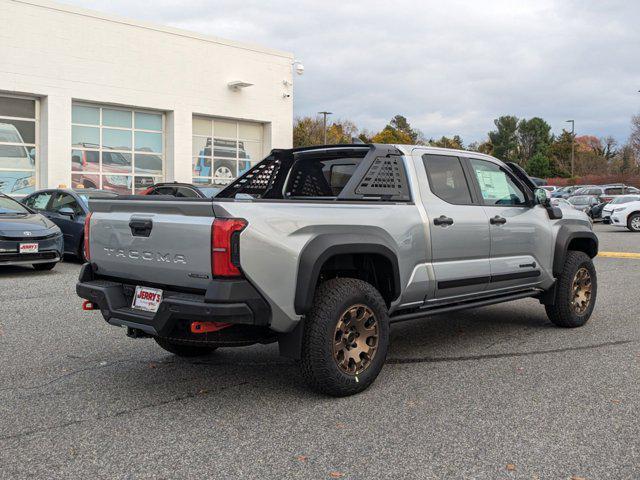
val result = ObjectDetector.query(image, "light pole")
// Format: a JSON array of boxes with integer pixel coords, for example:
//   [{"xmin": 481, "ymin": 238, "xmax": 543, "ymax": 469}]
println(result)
[
  {"xmin": 566, "ymin": 119, "xmax": 575, "ymax": 177},
  {"xmin": 318, "ymin": 111, "xmax": 332, "ymax": 145}
]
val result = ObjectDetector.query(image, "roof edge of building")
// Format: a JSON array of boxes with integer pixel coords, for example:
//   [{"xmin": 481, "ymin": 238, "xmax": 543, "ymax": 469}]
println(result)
[{"xmin": 12, "ymin": 0, "xmax": 295, "ymax": 60}]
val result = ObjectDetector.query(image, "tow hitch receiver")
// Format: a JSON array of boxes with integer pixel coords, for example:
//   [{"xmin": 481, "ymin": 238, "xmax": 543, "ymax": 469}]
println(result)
[
  {"xmin": 190, "ymin": 321, "xmax": 232, "ymax": 334},
  {"xmin": 82, "ymin": 300, "xmax": 97, "ymax": 311}
]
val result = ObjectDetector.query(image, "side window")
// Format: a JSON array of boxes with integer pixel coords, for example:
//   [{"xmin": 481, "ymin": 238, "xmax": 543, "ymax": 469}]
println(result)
[
  {"xmin": 285, "ymin": 156, "xmax": 364, "ymax": 198},
  {"xmin": 469, "ymin": 159, "xmax": 527, "ymax": 206},
  {"xmin": 605, "ymin": 187, "xmax": 622, "ymax": 195},
  {"xmin": 152, "ymin": 186, "xmax": 175, "ymax": 196},
  {"xmin": 24, "ymin": 192, "xmax": 52, "ymax": 210},
  {"xmin": 175, "ymin": 187, "xmax": 199, "ymax": 198},
  {"xmin": 422, "ymin": 154, "xmax": 473, "ymax": 205},
  {"xmin": 50, "ymin": 193, "xmax": 82, "ymax": 215}
]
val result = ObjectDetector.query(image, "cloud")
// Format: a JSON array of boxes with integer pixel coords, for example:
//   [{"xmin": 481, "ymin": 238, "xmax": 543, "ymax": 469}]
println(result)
[{"xmin": 64, "ymin": 0, "xmax": 640, "ymax": 144}]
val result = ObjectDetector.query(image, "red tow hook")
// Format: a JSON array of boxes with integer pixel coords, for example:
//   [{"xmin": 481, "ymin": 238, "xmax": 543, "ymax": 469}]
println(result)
[
  {"xmin": 190, "ymin": 321, "xmax": 232, "ymax": 334},
  {"xmin": 82, "ymin": 300, "xmax": 97, "ymax": 311}
]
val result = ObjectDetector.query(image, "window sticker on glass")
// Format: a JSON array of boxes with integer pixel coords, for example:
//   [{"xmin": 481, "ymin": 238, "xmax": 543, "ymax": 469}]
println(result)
[{"xmin": 475, "ymin": 170, "xmax": 511, "ymax": 201}]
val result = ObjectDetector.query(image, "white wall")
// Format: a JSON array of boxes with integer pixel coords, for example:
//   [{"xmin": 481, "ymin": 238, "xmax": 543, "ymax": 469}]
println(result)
[{"xmin": 0, "ymin": 0, "xmax": 294, "ymax": 188}]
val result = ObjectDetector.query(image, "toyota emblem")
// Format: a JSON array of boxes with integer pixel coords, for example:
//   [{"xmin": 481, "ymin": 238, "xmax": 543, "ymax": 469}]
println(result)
[{"xmin": 23, "ymin": 231, "xmax": 32, "ymax": 236}]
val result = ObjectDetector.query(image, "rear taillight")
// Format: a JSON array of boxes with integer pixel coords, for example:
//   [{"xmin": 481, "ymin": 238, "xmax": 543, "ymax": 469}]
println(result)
[
  {"xmin": 211, "ymin": 218, "xmax": 247, "ymax": 277},
  {"xmin": 83, "ymin": 212, "xmax": 92, "ymax": 261}
]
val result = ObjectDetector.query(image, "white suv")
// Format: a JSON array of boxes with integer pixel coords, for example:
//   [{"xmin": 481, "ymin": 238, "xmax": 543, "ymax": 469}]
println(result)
[{"xmin": 609, "ymin": 198, "xmax": 640, "ymax": 232}]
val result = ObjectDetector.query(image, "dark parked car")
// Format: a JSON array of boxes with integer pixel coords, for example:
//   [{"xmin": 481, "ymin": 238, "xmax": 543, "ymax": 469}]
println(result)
[
  {"xmin": 0, "ymin": 194, "xmax": 63, "ymax": 270},
  {"xmin": 141, "ymin": 182, "xmax": 221, "ymax": 198},
  {"xmin": 567, "ymin": 195, "xmax": 603, "ymax": 220},
  {"xmin": 22, "ymin": 188, "xmax": 118, "ymax": 259}
]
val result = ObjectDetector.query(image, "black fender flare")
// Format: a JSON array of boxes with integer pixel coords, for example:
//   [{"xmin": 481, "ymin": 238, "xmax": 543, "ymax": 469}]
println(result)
[
  {"xmin": 294, "ymin": 233, "xmax": 401, "ymax": 315},
  {"xmin": 552, "ymin": 224, "xmax": 598, "ymax": 277}
]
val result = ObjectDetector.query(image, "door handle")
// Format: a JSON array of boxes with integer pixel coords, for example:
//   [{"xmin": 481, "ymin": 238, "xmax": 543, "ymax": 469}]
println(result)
[
  {"xmin": 433, "ymin": 215, "xmax": 454, "ymax": 226},
  {"xmin": 490, "ymin": 215, "xmax": 507, "ymax": 225},
  {"xmin": 129, "ymin": 218, "xmax": 153, "ymax": 237}
]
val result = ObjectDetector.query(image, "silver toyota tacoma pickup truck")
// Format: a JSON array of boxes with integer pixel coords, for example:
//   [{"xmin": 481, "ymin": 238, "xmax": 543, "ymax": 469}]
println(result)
[{"xmin": 77, "ymin": 144, "xmax": 598, "ymax": 396}]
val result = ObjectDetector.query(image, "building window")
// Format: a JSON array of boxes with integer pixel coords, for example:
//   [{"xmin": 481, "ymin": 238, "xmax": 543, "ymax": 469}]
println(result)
[
  {"xmin": 71, "ymin": 103, "xmax": 164, "ymax": 194},
  {"xmin": 0, "ymin": 95, "xmax": 37, "ymax": 195},
  {"xmin": 192, "ymin": 116, "xmax": 264, "ymax": 186}
]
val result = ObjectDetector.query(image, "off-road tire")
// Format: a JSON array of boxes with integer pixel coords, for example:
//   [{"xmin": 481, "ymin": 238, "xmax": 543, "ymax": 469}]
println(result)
[
  {"xmin": 545, "ymin": 251, "xmax": 597, "ymax": 328},
  {"xmin": 627, "ymin": 213, "xmax": 640, "ymax": 232},
  {"xmin": 154, "ymin": 337, "xmax": 217, "ymax": 357},
  {"xmin": 33, "ymin": 262, "xmax": 57, "ymax": 271},
  {"xmin": 299, "ymin": 278, "xmax": 390, "ymax": 397}
]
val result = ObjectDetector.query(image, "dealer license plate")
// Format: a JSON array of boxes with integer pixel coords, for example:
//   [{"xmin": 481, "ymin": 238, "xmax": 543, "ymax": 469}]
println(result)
[
  {"xmin": 19, "ymin": 243, "xmax": 38, "ymax": 254},
  {"xmin": 132, "ymin": 286, "xmax": 163, "ymax": 313}
]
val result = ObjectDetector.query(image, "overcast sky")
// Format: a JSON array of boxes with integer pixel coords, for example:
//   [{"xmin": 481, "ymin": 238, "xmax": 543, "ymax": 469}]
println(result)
[{"xmin": 66, "ymin": 0, "xmax": 640, "ymax": 145}]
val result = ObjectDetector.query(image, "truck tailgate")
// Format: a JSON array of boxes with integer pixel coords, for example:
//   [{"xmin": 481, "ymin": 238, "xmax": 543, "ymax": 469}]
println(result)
[{"xmin": 88, "ymin": 198, "xmax": 216, "ymax": 290}]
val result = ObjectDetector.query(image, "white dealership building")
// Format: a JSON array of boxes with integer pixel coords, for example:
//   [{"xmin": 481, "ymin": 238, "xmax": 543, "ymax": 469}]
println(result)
[{"xmin": 0, "ymin": 0, "xmax": 295, "ymax": 195}]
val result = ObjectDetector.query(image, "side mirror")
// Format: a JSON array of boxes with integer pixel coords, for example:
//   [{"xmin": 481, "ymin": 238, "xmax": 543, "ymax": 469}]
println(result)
[
  {"xmin": 58, "ymin": 207, "xmax": 75, "ymax": 217},
  {"xmin": 534, "ymin": 188, "xmax": 549, "ymax": 206}
]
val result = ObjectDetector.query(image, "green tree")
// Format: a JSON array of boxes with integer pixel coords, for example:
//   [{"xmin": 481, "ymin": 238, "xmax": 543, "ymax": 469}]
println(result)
[
  {"xmin": 548, "ymin": 130, "xmax": 573, "ymax": 176},
  {"xmin": 526, "ymin": 153, "xmax": 552, "ymax": 178},
  {"xmin": 488, "ymin": 116, "xmax": 519, "ymax": 163},
  {"xmin": 517, "ymin": 117, "xmax": 552, "ymax": 163}
]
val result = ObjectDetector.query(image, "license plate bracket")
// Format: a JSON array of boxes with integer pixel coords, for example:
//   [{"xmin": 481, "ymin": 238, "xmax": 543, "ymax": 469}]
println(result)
[
  {"xmin": 131, "ymin": 286, "xmax": 163, "ymax": 313},
  {"xmin": 19, "ymin": 243, "xmax": 38, "ymax": 254}
]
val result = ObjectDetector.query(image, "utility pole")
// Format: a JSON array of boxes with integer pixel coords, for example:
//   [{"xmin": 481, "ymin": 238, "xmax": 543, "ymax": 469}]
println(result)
[
  {"xmin": 566, "ymin": 119, "xmax": 575, "ymax": 177},
  {"xmin": 318, "ymin": 111, "xmax": 332, "ymax": 145}
]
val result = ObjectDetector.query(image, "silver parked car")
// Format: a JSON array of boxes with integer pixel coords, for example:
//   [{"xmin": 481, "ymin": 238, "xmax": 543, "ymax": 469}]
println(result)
[{"xmin": 77, "ymin": 144, "xmax": 598, "ymax": 396}]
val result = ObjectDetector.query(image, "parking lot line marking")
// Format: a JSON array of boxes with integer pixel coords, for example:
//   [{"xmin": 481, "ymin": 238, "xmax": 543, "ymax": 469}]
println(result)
[{"xmin": 598, "ymin": 251, "xmax": 640, "ymax": 259}]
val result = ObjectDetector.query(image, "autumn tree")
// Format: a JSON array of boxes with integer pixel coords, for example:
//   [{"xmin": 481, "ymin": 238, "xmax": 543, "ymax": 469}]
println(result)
[
  {"xmin": 371, "ymin": 126, "xmax": 413, "ymax": 144},
  {"xmin": 293, "ymin": 117, "xmax": 359, "ymax": 147},
  {"xmin": 468, "ymin": 140, "xmax": 493, "ymax": 155},
  {"xmin": 293, "ymin": 116, "xmax": 324, "ymax": 147},
  {"xmin": 326, "ymin": 120, "xmax": 359, "ymax": 144},
  {"xmin": 429, "ymin": 135, "xmax": 464, "ymax": 149},
  {"xmin": 389, "ymin": 115, "xmax": 422, "ymax": 143}
]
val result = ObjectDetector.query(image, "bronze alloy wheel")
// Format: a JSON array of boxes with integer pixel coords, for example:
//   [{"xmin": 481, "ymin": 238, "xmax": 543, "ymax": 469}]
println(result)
[
  {"xmin": 571, "ymin": 267, "xmax": 592, "ymax": 315},
  {"xmin": 333, "ymin": 304, "xmax": 379, "ymax": 375}
]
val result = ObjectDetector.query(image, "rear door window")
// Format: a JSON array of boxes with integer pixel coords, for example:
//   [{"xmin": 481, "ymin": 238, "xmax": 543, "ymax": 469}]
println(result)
[{"xmin": 422, "ymin": 154, "xmax": 473, "ymax": 205}]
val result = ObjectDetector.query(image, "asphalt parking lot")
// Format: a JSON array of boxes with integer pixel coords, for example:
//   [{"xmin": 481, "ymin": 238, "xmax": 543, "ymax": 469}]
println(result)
[{"xmin": 0, "ymin": 223, "xmax": 638, "ymax": 479}]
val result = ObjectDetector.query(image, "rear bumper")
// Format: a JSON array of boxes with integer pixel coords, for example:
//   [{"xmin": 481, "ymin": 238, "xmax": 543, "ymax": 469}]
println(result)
[{"xmin": 76, "ymin": 263, "xmax": 271, "ymax": 336}]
